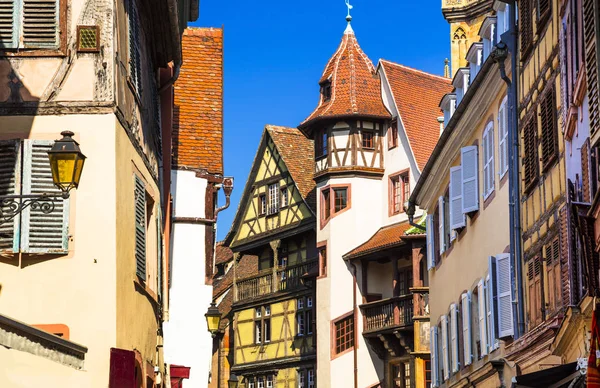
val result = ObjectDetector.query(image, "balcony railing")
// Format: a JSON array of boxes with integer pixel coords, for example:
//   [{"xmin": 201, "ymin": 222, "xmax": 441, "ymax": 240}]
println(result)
[
  {"xmin": 360, "ymin": 295, "xmax": 413, "ymax": 333},
  {"xmin": 234, "ymin": 259, "xmax": 317, "ymax": 303}
]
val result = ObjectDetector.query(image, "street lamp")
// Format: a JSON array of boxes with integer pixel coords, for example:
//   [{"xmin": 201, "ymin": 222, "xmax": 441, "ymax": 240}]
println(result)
[
  {"xmin": 205, "ymin": 302, "xmax": 222, "ymax": 337},
  {"xmin": 227, "ymin": 373, "xmax": 239, "ymax": 388},
  {"xmin": 0, "ymin": 131, "xmax": 86, "ymax": 225}
]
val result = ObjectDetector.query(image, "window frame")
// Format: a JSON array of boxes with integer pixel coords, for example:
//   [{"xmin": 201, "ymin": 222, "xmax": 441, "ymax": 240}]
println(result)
[
  {"xmin": 331, "ymin": 311, "xmax": 356, "ymax": 359},
  {"xmin": 361, "ymin": 130, "xmax": 375, "ymax": 150},
  {"xmin": 318, "ymin": 241, "xmax": 327, "ymax": 278},
  {"xmin": 389, "ymin": 170, "xmax": 410, "ymax": 216},
  {"xmin": 388, "ymin": 119, "xmax": 399, "ymax": 149},
  {"xmin": 296, "ymin": 295, "xmax": 314, "ymax": 337},
  {"xmin": 0, "ymin": 0, "xmax": 68, "ymax": 57},
  {"xmin": 315, "ymin": 129, "xmax": 328, "ymax": 159},
  {"xmin": 280, "ymin": 186, "xmax": 289, "ymax": 208},
  {"xmin": 254, "ymin": 305, "xmax": 272, "ymax": 345},
  {"xmin": 258, "ymin": 193, "xmax": 267, "ymax": 216},
  {"xmin": 266, "ymin": 183, "xmax": 280, "ymax": 216},
  {"xmin": 320, "ymin": 184, "xmax": 351, "ymax": 227}
]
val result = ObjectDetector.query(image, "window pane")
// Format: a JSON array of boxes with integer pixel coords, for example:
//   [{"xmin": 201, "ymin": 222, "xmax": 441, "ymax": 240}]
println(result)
[
  {"xmin": 334, "ymin": 188, "xmax": 347, "ymax": 212},
  {"xmin": 281, "ymin": 188, "xmax": 288, "ymax": 207},
  {"xmin": 362, "ymin": 132, "xmax": 374, "ymax": 149},
  {"xmin": 267, "ymin": 184, "xmax": 280, "ymax": 215},
  {"xmin": 335, "ymin": 315, "xmax": 355, "ymax": 354},
  {"xmin": 264, "ymin": 318, "xmax": 271, "ymax": 342},
  {"xmin": 402, "ymin": 175, "xmax": 410, "ymax": 206},
  {"xmin": 323, "ymin": 189, "xmax": 331, "ymax": 219}
]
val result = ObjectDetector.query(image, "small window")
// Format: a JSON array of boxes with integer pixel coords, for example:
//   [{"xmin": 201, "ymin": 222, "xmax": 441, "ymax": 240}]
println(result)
[
  {"xmin": 388, "ymin": 119, "xmax": 398, "ymax": 149},
  {"xmin": 298, "ymin": 371, "xmax": 305, "ymax": 388},
  {"xmin": 321, "ymin": 186, "xmax": 350, "ymax": 224},
  {"xmin": 333, "ymin": 313, "xmax": 355, "ymax": 356},
  {"xmin": 254, "ymin": 305, "xmax": 271, "ymax": 344},
  {"xmin": 362, "ymin": 131, "xmax": 374, "ymax": 149},
  {"xmin": 322, "ymin": 82, "xmax": 332, "ymax": 102},
  {"xmin": 316, "ymin": 129, "xmax": 328, "ymax": 158},
  {"xmin": 307, "ymin": 296, "xmax": 313, "ymax": 308},
  {"xmin": 297, "ymin": 311, "xmax": 305, "ymax": 336},
  {"xmin": 258, "ymin": 378, "xmax": 265, "ymax": 388},
  {"xmin": 318, "ymin": 245, "xmax": 327, "ymax": 277},
  {"xmin": 298, "ymin": 298, "xmax": 304, "ymax": 310},
  {"xmin": 281, "ymin": 187, "xmax": 289, "ymax": 208},
  {"xmin": 308, "ymin": 369, "xmax": 315, "ymax": 388},
  {"xmin": 389, "ymin": 171, "xmax": 409, "ymax": 215},
  {"xmin": 259, "ymin": 194, "xmax": 266, "ymax": 215},
  {"xmin": 267, "ymin": 183, "xmax": 280, "ymax": 215},
  {"xmin": 266, "ymin": 375, "xmax": 274, "ymax": 388}
]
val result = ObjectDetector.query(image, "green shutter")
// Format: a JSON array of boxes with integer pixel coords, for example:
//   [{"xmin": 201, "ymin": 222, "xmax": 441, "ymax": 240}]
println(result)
[
  {"xmin": 22, "ymin": 0, "xmax": 59, "ymax": 48},
  {"xmin": 128, "ymin": 0, "xmax": 142, "ymax": 96},
  {"xmin": 0, "ymin": 140, "xmax": 21, "ymax": 253},
  {"xmin": 20, "ymin": 140, "xmax": 69, "ymax": 254},
  {"xmin": 134, "ymin": 175, "xmax": 146, "ymax": 280},
  {"xmin": 0, "ymin": 0, "xmax": 19, "ymax": 48}
]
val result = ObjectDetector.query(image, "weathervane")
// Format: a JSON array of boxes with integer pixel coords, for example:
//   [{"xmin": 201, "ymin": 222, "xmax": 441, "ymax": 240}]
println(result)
[{"xmin": 345, "ymin": 0, "xmax": 353, "ymax": 21}]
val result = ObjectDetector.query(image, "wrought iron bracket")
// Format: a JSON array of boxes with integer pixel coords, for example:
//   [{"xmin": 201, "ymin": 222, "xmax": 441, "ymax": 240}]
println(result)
[{"xmin": 0, "ymin": 192, "xmax": 69, "ymax": 226}]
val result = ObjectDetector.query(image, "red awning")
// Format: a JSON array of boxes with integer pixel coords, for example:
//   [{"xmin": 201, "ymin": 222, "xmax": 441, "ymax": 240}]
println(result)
[{"xmin": 170, "ymin": 365, "xmax": 191, "ymax": 388}]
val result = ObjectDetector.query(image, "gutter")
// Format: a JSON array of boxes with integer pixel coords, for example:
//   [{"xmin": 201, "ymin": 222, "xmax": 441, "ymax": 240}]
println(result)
[{"xmin": 159, "ymin": 0, "xmax": 184, "ymax": 94}]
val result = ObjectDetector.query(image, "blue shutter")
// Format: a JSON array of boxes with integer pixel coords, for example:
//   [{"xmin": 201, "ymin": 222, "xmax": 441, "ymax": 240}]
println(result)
[
  {"xmin": 461, "ymin": 146, "xmax": 479, "ymax": 213},
  {"xmin": 495, "ymin": 253, "xmax": 514, "ymax": 338},
  {"xmin": 0, "ymin": 140, "xmax": 21, "ymax": 253},
  {"xmin": 449, "ymin": 166, "xmax": 465, "ymax": 229},
  {"xmin": 21, "ymin": 140, "xmax": 69, "ymax": 254},
  {"xmin": 487, "ymin": 257, "xmax": 498, "ymax": 350},
  {"xmin": 426, "ymin": 214, "xmax": 435, "ymax": 270},
  {"xmin": 441, "ymin": 315, "xmax": 450, "ymax": 381},
  {"xmin": 134, "ymin": 175, "xmax": 147, "ymax": 280},
  {"xmin": 22, "ymin": 0, "xmax": 60, "ymax": 48},
  {"xmin": 431, "ymin": 326, "xmax": 440, "ymax": 387},
  {"xmin": 438, "ymin": 196, "xmax": 448, "ymax": 254},
  {"xmin": 462, "ymin": 292, "xmax": 473, "ymax": 366},
  {"xmin": 477, "ymin": 279, "xmax": 488, "ymax": 356},
  {"xmin": 450, "ymin": 303, "xmax": 459, "ymax": 373}
]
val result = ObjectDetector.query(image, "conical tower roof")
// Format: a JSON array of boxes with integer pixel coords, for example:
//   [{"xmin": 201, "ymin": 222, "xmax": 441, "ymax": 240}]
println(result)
[{"xmin": 299, "ymin": 21, "xmax": 391, "ymax": 130}]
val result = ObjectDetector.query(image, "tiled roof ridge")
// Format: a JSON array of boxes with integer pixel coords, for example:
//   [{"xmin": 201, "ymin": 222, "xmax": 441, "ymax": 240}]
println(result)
[{"xmin": 380, "ymin": 59, "xmax": 451, "ymax": 83}]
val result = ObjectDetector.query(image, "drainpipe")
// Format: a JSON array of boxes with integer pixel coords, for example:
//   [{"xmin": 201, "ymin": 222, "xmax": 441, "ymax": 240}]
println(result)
[
  {"xmin": 350, "ymin": 262, "xmax": 359, "ymax": 388},
  {"xmin": 493, "ymin": 0, "xmax": 525, "ymax": 339},
  {"xmin": 406, "ymin": 204, "xmax": 426, "ymax": 231}
]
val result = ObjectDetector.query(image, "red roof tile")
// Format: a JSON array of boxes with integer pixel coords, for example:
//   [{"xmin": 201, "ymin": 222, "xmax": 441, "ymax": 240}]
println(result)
[
  {"xmin": 173, "ymin": 27, "xmax": 224, "ymax": 174},
  {"xmin": 215, "ymin": 242, "xmax": 233, "ymax": 265},
  {"xmin": 343, "ymin": 220, "xmax": 413, "ymax": 259},
  {"xmin": 380, "ymin": 60, "xmax": 453, "ymax": 171},
  {"xmin": 300, "ymin": 25, "xmax": 390, "ymax": 129},
  {"xmin": 266, "ymin": 125, "xmax": 316, "ymax": 211}
]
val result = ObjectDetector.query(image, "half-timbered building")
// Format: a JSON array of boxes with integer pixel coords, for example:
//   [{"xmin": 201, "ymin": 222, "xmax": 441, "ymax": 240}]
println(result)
[
  {"xmin": 223, "ymin": 125, "xmax": 317, "ymax": 388},
  {"xmin": 298, "ymin": 13, "xmax": 452, "ymax": 388}
]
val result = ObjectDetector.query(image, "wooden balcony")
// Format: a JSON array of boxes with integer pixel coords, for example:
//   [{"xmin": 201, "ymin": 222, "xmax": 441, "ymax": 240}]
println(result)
[
  {"xmin": 360, "ymin": 295, "xmax": 414, "ymax": 335},
  {"xmin": 234, "ymin": 259, "xmax": 317, "ymax": 303}
]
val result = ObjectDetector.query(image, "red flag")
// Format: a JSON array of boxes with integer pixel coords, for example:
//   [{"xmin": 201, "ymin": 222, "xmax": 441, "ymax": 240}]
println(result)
[{"xmin": 588, "ymin": 307, "xmax": 600, "ymax": 387}]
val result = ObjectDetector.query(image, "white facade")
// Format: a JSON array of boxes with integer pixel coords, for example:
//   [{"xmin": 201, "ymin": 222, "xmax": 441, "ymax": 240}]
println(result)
[{"xmin": 164, "ymin": 169, "xmax": 214, "ymax": 387}]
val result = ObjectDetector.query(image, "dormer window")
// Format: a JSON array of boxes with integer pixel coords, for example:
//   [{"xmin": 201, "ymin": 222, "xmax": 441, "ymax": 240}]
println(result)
[
  {"xmin": 495, "ymin": 2, "xmax": 510, "ymax": 37},
  {"xmin": 466, "ymin": 43, "xmax": 483, "ymax": 80},
  {"xmin": 452, "ymin": 68, "xmax": 470, "ymax": 106},
  {"xmin": 479, "ymin": 16, "xmax": 497, "ymax": 60},
  {"xmin": 440, "ymin": 93, "xmax": 457, "ymax": 127},
  {"xmin": 321, "ymin": 81, "xmax": 332, "ymax": 102}
]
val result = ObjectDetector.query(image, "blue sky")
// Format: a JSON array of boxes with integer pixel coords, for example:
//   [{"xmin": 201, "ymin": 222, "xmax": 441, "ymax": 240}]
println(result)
[{"xmin": 190, "ymin": 1, "xmax": 450, "ymax": 240}]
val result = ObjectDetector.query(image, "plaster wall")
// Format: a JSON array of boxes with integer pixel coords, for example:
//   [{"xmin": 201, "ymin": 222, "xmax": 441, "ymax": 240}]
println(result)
[
  {"xmin": 164, "ymin": 169, "xmax": 213, "ymax": 387},
  {"xmin": 427, "ymin": 93, "xmax": 510, "ymax": 329},
  {"xmin": 317, "ymin": 172, "xmax": 384, "ymax": 388},
  {"xmin": 0, "ymin": 113, "xmax": 118, "ymax": 387}
]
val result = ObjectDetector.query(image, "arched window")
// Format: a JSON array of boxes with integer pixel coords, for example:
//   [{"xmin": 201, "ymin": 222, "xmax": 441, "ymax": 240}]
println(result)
[{"xmin": 453, "ymin": 27, "xmax": 469, "ymax": 66}]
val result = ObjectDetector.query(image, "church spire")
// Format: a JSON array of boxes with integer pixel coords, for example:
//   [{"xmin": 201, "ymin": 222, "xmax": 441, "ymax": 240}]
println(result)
[{"xmin": 344, "ymin": 0, "xmax": 354, "ymax": 34}]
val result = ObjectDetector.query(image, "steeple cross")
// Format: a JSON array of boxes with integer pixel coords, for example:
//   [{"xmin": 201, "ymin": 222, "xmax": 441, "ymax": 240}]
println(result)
[{"xmin": 345, "ymin": 0, "xmax": 353, "ymax": 20}]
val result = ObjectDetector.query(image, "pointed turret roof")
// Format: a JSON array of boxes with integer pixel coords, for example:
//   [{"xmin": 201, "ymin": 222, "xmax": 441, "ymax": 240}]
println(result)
[{"xmin": 299, "ymin": 21, "xmax": 390, "ymax": 130}]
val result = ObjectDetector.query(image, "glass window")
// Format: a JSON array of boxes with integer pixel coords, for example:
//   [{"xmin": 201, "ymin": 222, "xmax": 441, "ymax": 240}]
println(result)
[
  {"xmin": 362, "ymin": 131, "xmax": 374, "ymax": 149},
  {"xmin": 298, "ymin": 371, "xmax": 305, "ymax": 388},
  {"xmin": 259, "ymin": 194, "xmax": 266, "ymax": 215},
  {"xmin": 266, "ymin": 375, "xmax": 274, "ymax": 388},
  {"xmin": 297, "ymin": 312, "xmax": 305, "ymax": 336},
  {"xmin": 267, "ymin": 183, "xmax": 280, "ymax": 215},
  {"xmin": 308, "ymin": 369, "xmax": 315, "ymax": 388},
  {"xmin": 334, "ymin": 188, "xmax": 347, "ymax": 212},
  {"xmin": 334, "ymin": 314, "xmax": 355, "ymax": 354}
]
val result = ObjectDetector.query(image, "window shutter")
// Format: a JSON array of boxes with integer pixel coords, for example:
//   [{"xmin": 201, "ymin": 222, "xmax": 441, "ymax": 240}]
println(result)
[
  {"xmin": 540, "ymin": 88, "xmax": 557, "ymax": 168},
  {"xmin": 520, "ymin": 0, "xmax": 533, "ymax": 52},
  {"xmin": 438, "ymin": 196, "xmax": 448, "ymax": 254},
  {"xmin": 523, "ymin": 116, "xmax": 539, "ymax": 188},
  {"xmin": 477, "ymin": 280, "xmax": 488, "ymax": 356},
  {"xmin": 495, "ymin": 253, "xmax": 514, "ymax": 338},
  {"xmin": 482, "ymin": 124, "xmax": 494, "ymax": 197},
  {"xmin": 498, "ymin": 99, "xmax": 509, "ymax": 176},
  {"xmin": 134, "ymin": 175, "xmax": 147, "ymax": 280},
  {"xmin": 431, "ymin": 326, "xmax": 439, "ymax": 387},
  {"xmin": 128, "ymin": 0, "xmax": 142, "ymax": 96},
  {"xmin": 582, "ymin": 140, "xmax": 591, "ymax": 202},
  {"xmin": 584, "ymin": 0, "xmax": 599, "ymax": 139},
  {"xmin": 487, "ymin": 257, "xmax": 498, "ymax": 350},
  {"xmin": 21, "ymin": 140, "xmax": 69, "ymax": 254},
  {"xmin": 450, "ymin": 304, "xmax": 459, "ymax": 373},
  {"xmin": 461, "ymin": 146, "xmax": 479, "ymax": 213},
  {"xmin": 0, "ymin": 140, "xmax": 21, "ymax": 253},
  {"xmin": 22, "ymin": 0, "xmax": 59, "ymax": 48},
  {"xmin": 462, "ymin": 292, "xmax": 472, "ymax": 365},
  {"xmin": 426, "ymin": 214, "xmax": 435, "ymax": 270},
  {"xmin": 441, "ymin": 315, "xmax": 450, "ymax": 381},
  {"xmin": 0, "ymin": 0, "xmax": 19, "ymax": 48},
  {"xmin": 449, "ymin": 166, "xmax": 465, "ymax": 229}
]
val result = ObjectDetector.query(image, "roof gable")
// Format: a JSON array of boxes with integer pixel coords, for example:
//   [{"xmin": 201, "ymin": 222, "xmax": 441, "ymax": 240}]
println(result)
[
  {"xmin": 224, "ymin": 126, "xmax": 315, "ymax": 249},
  {"xmin": 379, "ymin": 60, "xmax": 453, "ymax": 171}
]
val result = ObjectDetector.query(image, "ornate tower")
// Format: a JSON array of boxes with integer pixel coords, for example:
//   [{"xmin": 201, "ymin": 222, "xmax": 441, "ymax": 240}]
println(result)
[
  {"xmin": 441, "ymin": 0, "xmax": 494, "ymax": 77},
  {"xmin": 298, "ymin": 13, "xmax": 392, "ymax": 388}
]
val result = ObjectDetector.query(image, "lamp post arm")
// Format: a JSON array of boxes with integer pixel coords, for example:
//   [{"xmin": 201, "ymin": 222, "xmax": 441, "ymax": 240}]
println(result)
[{"xmin": 0, "ymin": 192, "xmax": 69, "ymax": 226}]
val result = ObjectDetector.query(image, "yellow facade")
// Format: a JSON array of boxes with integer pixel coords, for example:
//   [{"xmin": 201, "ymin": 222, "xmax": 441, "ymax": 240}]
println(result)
[{"xmin": 224, "ymin": 125, "xmax": 316, "ymax": 388}]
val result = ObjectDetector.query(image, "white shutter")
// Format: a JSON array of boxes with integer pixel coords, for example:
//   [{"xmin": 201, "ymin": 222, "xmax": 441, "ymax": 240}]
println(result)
[
  {"xmin": 449, "ymin": 166, "xmax": 465, "ymax": 229},
  {"xmin": 495, "ymin": 253, "xmax": 514, "ymax": 338},
  {"xmin": 134, "ymin": 175, "xmax": 147, "ymax": 280},
  {"xmin": 426, "ymin": 214, "xmax": 435, "ymax": 270},
  {"xmin": 431, "ymin": 326, "xmax": 440, "ymax": 387},
  {"xmin": 0, "ymin": 140, "xmax": 21, "ymax": 253},
  {"xmin": 461, "ymin": 146, "xmax": 479, "ymax": 213},
  {"xmin": 438, "ymin": 196, "xmax": 448, "ymax": 254},
  {"xmin": 0, "ymin": 0, "xmax": 19, "ymax": 48},
  {"xmin": 441, "ymin": 315, "xmax": 450, "ymax": 380},
  {"xmin": 498, "ymin": 97, "xmax": 509, "ymax": 176},
  {"xmin": 462, "ymin": 292, "xmax": 472, "ymax": 365},
  {"xmin": 487, "ymin": 257, "xmax": 498, "ymax": 350},
  {"xmin": 21, "ymin": 140, "xmax": 69, "ymax": 254},
  {"xmin": 482, "ymin": 124, "xmax": 495, "ymax": 198},
  {"xmin": 22, "ymin": 0, "xmax": 60, "ymax": 48},
  {"xmin": 477, "ymin": 279, "xmax": 488, "ymax": 356},
  {"xmin": 450, "ymin": 304, "xmax": 459, "ymax": 373}
]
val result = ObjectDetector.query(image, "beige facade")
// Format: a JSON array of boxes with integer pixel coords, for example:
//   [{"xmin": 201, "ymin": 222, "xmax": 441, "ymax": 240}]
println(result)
[{"xmin": 0, "ymin": 0, "xmax": 196, "ymax": 386}]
